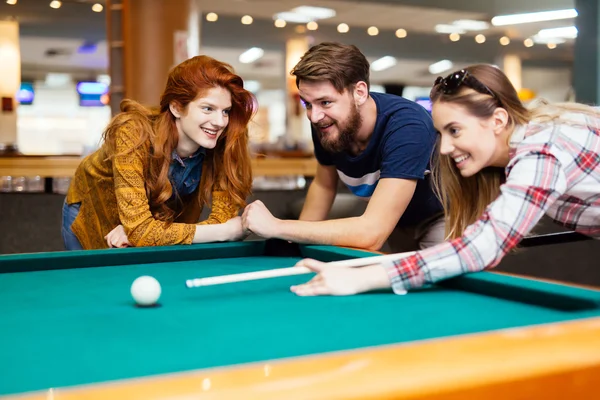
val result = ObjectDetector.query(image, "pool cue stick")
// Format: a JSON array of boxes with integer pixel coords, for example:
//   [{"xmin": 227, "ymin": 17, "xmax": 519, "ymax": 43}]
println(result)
[
  {"xmin": 185, "ymin": 251, "xmax": 415, "ymax": 288},
  {"xmin": 520, "ymin": 231, "xmax": 591, "ymax": 248}
]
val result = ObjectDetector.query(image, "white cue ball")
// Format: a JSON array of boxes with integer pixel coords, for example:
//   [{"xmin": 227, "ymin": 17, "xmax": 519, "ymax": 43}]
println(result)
[{"xmin": 131, "ymin": 276, "xmax": 161, "ymax": 306}]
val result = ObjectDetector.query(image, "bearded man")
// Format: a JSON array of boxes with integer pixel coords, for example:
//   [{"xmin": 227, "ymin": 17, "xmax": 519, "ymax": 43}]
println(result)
[{"xmin": 242, "ymin": 42, "xmax": 444, "ymax": 252}]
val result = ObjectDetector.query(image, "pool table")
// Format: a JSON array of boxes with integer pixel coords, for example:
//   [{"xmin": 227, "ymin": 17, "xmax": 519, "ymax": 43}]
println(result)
[{"xmin": 1, "ymin": 239, "xmax": 600, "ymax": 399}]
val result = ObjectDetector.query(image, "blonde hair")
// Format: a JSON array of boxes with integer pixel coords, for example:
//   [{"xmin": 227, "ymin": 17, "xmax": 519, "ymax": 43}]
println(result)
[
  {"xmin": 529, "ymin": 98, "xmax": 599, "ymax": 125},
  {"xmin": 430, "ymin": 64, "xmax": 598, "ymax": 239}
]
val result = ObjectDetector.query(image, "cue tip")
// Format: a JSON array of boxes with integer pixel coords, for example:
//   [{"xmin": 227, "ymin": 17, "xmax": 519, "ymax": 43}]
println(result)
[{"xmin": 185, "ymin": 278, "xmax": 203, "ymax": 288}]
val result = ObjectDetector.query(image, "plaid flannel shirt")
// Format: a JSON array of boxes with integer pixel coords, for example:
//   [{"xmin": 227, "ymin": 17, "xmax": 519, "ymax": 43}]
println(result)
[{"xmin": 385, "ymin": 111, "xmax": 600, "ymax": 293}]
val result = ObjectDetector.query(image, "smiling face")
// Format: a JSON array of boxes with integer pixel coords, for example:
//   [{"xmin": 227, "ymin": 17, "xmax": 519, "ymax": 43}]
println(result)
[
  {"xmin": 170, "ymin": 86, "xmax": 232, "ymax": 156},
  {"xmin": 298, "ymin": 80, "xmax": 362, "ymax": 153},
  {"xmin": 432, "ymin": 101, "xmax": 509, "ymax": 177}
]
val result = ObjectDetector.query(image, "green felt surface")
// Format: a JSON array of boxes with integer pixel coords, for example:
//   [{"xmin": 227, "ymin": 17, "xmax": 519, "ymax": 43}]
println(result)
[{"xmin": 1, "ymin": 242, "xmax": 600, "ymax": 395}]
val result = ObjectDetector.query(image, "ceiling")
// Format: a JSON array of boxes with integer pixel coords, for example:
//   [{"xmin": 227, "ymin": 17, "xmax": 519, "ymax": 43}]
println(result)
[
  {"xmin": 1, "ymin": 0, "xmax": 577, "ymax": 87},
  {"xmin": 197, "ymin": 0, "xmax": 575, "ymax": 39}
]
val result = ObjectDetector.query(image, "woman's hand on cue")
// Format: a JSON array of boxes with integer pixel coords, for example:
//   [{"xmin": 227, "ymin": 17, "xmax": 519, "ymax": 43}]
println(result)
[{"xmin": 290, "ymin": 259, "xmax": 392, "ymax": 296}]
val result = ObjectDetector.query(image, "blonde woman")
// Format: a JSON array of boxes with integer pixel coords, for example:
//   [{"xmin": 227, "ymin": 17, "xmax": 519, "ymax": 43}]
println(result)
[{"xmin": 291, "ymin": 64, "xmax": 599, "ymax": 296}]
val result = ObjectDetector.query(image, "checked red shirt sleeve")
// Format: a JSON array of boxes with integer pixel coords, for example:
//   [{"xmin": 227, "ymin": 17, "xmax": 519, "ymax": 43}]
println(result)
[{"xmin": 384, "ymin": 149, "xmax": 568, "ymax": 293}]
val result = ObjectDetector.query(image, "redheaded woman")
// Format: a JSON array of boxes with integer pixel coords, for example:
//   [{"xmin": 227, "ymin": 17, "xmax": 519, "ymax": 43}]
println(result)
[{"xmin": 62, "ymin": 55, "xmax": 255, "ymax": 249}]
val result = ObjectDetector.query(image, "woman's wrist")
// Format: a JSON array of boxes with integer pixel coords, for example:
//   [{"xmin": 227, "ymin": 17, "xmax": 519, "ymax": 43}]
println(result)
[
  {"xmin": 193, "ymin": 222, "xmax": 229, "ymax": 243},
  {"xmin": 358, "ymin": 264, "xmax": 392, "ymax": 292}
]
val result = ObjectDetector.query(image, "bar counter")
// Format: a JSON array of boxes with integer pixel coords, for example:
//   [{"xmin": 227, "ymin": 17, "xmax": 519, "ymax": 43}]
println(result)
[{"xmin": 0, "ymin": 155, "xmax": 319, "ymax": 178}]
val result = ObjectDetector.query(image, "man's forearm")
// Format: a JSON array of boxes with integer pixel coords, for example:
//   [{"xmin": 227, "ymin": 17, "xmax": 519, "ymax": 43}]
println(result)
[
  {"xmin": 275, "ymin": 217, "xmax": 385, "ymax": 250},
  {"xmin": 299, "ymin": 164, "xmax": 338, "ymax": 221}
]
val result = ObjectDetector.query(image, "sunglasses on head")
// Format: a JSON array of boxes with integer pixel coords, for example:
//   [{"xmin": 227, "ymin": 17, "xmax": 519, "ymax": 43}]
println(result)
[{"xmin": 433, "ymin": 69, "xmax": 497, "ymax": 99}]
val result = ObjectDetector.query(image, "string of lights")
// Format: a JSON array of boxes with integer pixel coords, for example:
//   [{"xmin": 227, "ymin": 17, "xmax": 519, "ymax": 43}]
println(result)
[
  {"xmin": 5, "ymin": 0, "xmax": 104, "ymax": 13},
  {"xmin": 4, "ymin": 1, "xmax": 571, "ymax": 50}
]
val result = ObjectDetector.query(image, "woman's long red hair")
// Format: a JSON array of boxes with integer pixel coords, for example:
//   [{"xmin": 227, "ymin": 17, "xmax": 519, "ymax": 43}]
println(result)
[{"xmin": 102, "ymin": 55, "xmax": 255, "ymax": 222}]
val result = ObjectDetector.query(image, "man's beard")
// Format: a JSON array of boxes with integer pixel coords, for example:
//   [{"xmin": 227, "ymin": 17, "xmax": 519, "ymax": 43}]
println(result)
[{"xmin": 316, "ymin": 105, "xmax": 362, "ymax": 153}]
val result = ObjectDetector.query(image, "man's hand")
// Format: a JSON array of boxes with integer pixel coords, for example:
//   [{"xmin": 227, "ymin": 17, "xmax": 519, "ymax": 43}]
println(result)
[{"xmin": 242, "ymin": 200, "xmax": 282, "ymax": 239}]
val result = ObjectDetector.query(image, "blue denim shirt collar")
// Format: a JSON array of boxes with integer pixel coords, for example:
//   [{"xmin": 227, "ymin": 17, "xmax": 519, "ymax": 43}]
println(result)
[
  {"xmin": 168, "ymin": 147, "xmax": 206, "ymax": 200},
  {"xmin": 171, "ymin": 146, "xmax": 206, "ymax": 167}
]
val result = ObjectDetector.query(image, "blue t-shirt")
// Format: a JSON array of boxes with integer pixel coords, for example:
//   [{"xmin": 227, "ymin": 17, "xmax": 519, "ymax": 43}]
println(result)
[{"xmin": 312, "ymin": 92, "xmax": 442, "ymax": 227}]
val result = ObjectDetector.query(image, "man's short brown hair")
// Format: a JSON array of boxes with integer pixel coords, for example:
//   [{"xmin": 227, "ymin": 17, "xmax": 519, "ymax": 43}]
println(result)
[{"xmin": 290, "ymin": 42, "xmax": 370, "ymax": 93}]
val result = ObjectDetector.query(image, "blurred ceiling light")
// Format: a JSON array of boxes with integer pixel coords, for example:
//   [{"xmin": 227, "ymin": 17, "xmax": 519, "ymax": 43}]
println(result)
[
  {"xmin": 239, "ymin": 47, "xmax": 264, "ymax": 64},
  {"xmin": 337, "ymin": 23, "xmax": 349, "ymax": 33},
  {"xmin": 274, "ymin": 12, "xmax": 311, "ymax": 23},
  {"xmin": 367, "ymin": 26, "xmax": 379, "ymax": 36},
  {"xmin": 92, "ymin": 3, "xmax": 103, "ymax": 12},
  {"xmin": 452, "ymin": 20, "xmax": 490, "ymax": 30},
  {"xmin": 274, "ymin": 18, "xmax": 286, "ymax": 28},
  {"xmin": 547, "ymin": 42, "xmax": 557, "ymax": 49},
  {"xmin": 449, "ymin": 33, "xmax": 461, "ymax": 41},
  {"xmin": 395, "ymin": 28, "xmax": 407, "ymax": 38},
  {"xmin": 49, "ymin": 1, "xmax": 62, "ymax": 9},
  {"xmin": 475, "ymin": 34, "xmax": 486, "ymax": 43},
  {"xmin": 206, "ymin": 12, "xmax": 218, "ymax": 22},
  {"xmin": 7, "ymin": 0, "xmax": 18, "ymax": 5},
  {"xmin": 499, "ymin": 36, "xmax": 511, "ymax": 45},
  {"xmin": 435, "ymin": 24, "xmax": 466, "ymax": 34},
  {"xmin": 537, "ymin": 26, "xmax": 577, "ymax": 39},
  {"xmin": 428, "ymin": 60, "xmax": 453, "ymax": 75},
  {"xmin": 274, "ymin": 6, "xmax": 335, "ymax": 23},
  {"xmin": 524, "ymin": 38, "xmax": 534, "ymax": 47},
  {"xmin": 371, "ymin": 56, "xmax": 396, "ymax": 71},
  {"xmin": 491, "ymin": 9, "xmax": 577, "ymax": 26},
  {"xmin": 241, "ymin": 15, "xmax": 253, "ymax": 25},
  {"xmin": 531, "ymin": 35, "xmax": 566, "ymax": 45},
  {"xmin": 290, "ymin": 6, "xmax": 335, "ymax": 20},
  {"xmin": 306, "ymin": 21, "xmax": 318, "ymax": 30}
]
